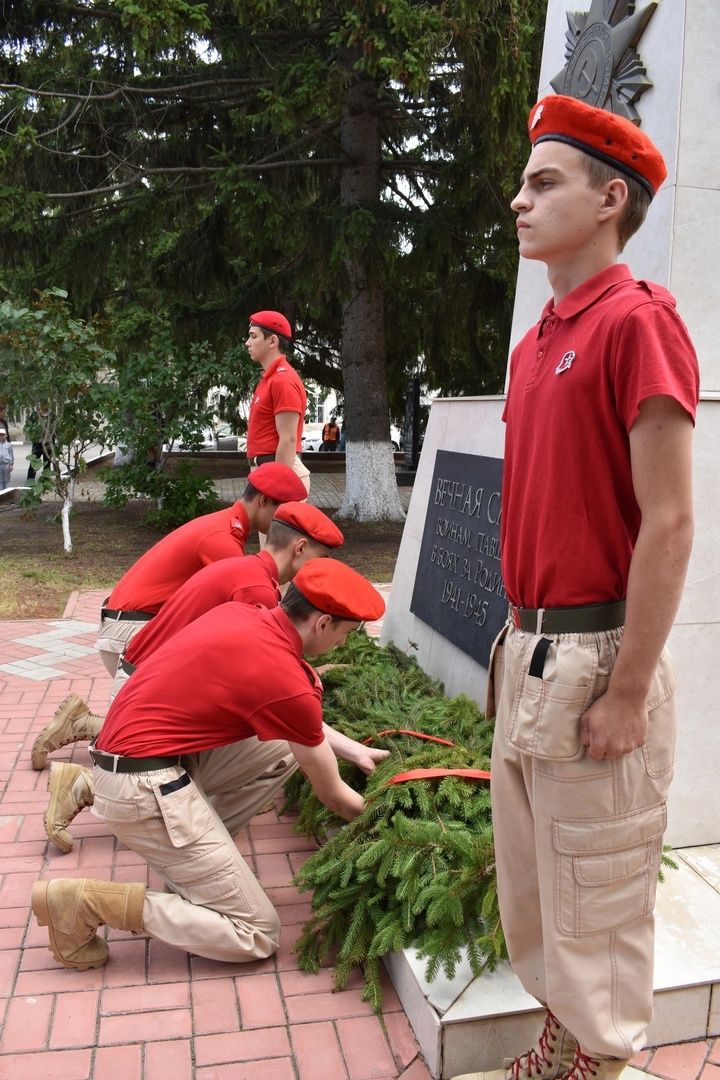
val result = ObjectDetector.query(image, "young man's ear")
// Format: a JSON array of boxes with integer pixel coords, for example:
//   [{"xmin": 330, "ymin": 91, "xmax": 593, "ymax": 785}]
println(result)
[
  {"xmin": 599, "ymin": 178, "xmax": 628, "ymax": 218},
  {"xmin": 314, "ymin": 612, "xmax": 333, "ymax": 634}
]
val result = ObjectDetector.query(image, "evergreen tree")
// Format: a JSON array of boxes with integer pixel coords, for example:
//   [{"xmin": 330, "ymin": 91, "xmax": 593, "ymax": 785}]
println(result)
[{"xmin": 0, "ymin": 0, "xmax": 544, "ymax": 520}]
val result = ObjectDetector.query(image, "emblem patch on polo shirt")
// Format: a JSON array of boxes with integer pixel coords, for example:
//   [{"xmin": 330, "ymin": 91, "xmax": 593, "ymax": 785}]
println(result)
[{"xmin": 555, "ymin": 350, "xmax": 576, "ymax": 375}]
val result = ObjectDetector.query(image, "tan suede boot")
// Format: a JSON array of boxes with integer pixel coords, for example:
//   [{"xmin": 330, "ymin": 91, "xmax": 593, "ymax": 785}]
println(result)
[
  {"xmin": 44, "ymin": 762, "xmax": 96, "ymax": 853},
  {"xmin": 559, "ymin": 1050, "xmax": 629, "ymax": 1080},
  {"xmin": 452, "ymin": 1010, "xmax": 577, "ymax": 1080},
  {"xmin": 31, "ymin": 878, "xmax": 146, "ymax": 970},
  {"xmin": 31, "ymin": 694, "xmax": 104, "ymax": 769}
]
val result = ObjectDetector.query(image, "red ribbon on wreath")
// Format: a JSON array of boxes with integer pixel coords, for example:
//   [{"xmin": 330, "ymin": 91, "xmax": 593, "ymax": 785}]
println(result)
[
  {"xmin": 362, "ymin": 729, "xmax": 455, "ymax": 747},
  {"xmin": 387, "ymin": 767, "xmax": 491, "ymax": 785}
]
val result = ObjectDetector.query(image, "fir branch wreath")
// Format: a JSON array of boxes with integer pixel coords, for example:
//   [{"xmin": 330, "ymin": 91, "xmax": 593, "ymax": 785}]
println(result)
[{"xmin": 285, "ymin": 633, "xmax": 504, "ymax": 1009}]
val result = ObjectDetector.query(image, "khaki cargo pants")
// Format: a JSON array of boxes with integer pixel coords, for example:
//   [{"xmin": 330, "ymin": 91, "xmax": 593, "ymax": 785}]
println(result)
[
  {"xmin": 91, "ymin": 737, "xmax": 297, "ymax": 962},
  {"xmin": 489, "ymin": 622, "xmax": 676, "ymax": 1059},
  {"xmin": 96, "ymin": 614, "xmax": 153, "ymax": 676}
]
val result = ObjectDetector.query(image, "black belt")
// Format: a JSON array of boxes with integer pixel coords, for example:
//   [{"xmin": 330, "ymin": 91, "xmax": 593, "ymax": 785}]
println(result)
[
  {"xmin": 90, "ymin": 745, "xmax": 182, "ymax": 774},
  {"xmin": 119, "ymin": 658, "xmax": 137, "ymax": 676},
  {"xmin": 249, "ymin": 454, "xmax": 276, "ymax": 466},
  {"xmin": 101, "ymin": 607, "xmax": 154, "ymax": 623},
  {"xmin": 509, "ymin": 600, "xmax": 626, "ymax": 634}
]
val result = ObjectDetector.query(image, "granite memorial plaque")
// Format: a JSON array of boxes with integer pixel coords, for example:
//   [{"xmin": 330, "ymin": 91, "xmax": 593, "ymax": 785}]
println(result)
[{"xmin": 410, "ymin": 450, "xmax": 507, "ymax": 669}]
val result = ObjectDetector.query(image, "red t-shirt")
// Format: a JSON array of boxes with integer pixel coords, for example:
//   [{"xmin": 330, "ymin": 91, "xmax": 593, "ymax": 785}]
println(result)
[
  {"xmin": 124, "ymin": 550, "xmax": 280, "ymax": 667},
  {"xmin": 502, "ymin": 264, "xmax": 699, "ymax": 609},
  {"xmin": 97, "ymin": 604, "xmax": 324, "ymax": 756},
  {"xmin": 107, "ymin": 502, "xmax": 251, "ymax": 614},
  {"xmin": 246, "ymin": 355, "xmax": 306, "ymax": 456}
]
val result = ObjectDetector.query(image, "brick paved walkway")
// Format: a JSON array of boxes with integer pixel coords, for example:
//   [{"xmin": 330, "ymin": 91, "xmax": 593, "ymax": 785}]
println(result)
[{"xmin": 0, "ymin": 585, "xmax": 432, "ymax": 1080}]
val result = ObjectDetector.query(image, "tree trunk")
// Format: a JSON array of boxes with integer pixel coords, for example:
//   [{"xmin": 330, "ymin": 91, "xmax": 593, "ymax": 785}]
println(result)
[
  {"xmin": 337, "ymin": 70, "xmax": 405, "ymax": 523},
  {"xmin": 61, "ymin": 494, "xmax": 73, "ymax": 555}
]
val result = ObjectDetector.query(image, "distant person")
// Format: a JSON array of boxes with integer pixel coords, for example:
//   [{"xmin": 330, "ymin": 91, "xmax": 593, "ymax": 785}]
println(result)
[
  {"xmin": 0, "ymin": 403, "xmax": 10, "ymax": 438},
  {"xmin": 0, "ymin": 429, "xmax": 14, "ymax": 487},
  {"xmin": 320, "ymin": 415, "xmax": 340, "ymax": 451},
  {"xmin": 26, "ymin": 404, "xmax": 52, "ymax": 480},
  {"xmin": 245, "ymin": 311, "xmax": 310, "ymax": 493}
]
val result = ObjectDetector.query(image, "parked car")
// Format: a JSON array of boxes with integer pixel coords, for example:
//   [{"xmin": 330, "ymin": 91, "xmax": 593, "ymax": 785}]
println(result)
[
  {"xmin": 179, "ymin": 427, "xmax": 246, "ymax": 452},
  {"xmin": 302, "ymin": 428, "xmax": 324, "ymax": 452}
]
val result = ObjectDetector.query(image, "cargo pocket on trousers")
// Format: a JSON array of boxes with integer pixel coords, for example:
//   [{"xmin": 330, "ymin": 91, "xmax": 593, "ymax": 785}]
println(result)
[
  {"xmin": 92, "ymin": 793, "xmax": 142, "ymax": 823},
  {"xmin": 553, "ymin": 802, "xmax": 666, "ymax": 936},
  {"xmin": 507, "ymin": 638, "xmax": 596, "ymax": 760},
  {"xmin": 165, "ymin": 848, "xmax": 241, "ymax": 905},
  {"xmin": 149, "ymin": 772, "xmax": 215, "ymax": 847}
]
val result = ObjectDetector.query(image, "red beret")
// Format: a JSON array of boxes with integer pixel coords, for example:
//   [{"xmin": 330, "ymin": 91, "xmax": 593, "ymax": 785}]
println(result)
[
  {"xmin": 528, "ymin": 95, "xmax": 667, "ymax": 197},
  {"xmin": 249, "ymin": 310, "xmax": 293, "ymax": 340},
  {"xmin": 248, "ymin": 462, "xmax": 307, "ymax": 502},
  {"xmin": 293, "ymin": 559, "xmax": 385, "ymax": 622},
  {"xmin": 272, "ymin": 502, "xmax": 344, "ymax": 548}
]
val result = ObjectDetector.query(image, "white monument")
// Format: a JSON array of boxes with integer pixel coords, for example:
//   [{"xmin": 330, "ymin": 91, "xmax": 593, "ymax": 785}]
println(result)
[{"xmin": 382, "ymin": 2, "xmax": 720, "ymax": 1075}]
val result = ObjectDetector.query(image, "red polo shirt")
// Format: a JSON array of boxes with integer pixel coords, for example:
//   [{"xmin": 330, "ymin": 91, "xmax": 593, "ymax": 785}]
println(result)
[
  {"xmin": 124, "ymin": 549, "xmax": 280, "ymax": 667},
  {"xmin": 246, "ymin": 355, "xmax": 306, "ymax": 457},
  {"xmin": 97, "ymin": 604, "xmax": 324, "ymax": 757},
  {"xmin": 502, "ymin": 264, "xmax": 699, "ymax": 609},
  {"xmin": 106, "ymin": 502, "xmax": 251, "ymax": 614}
]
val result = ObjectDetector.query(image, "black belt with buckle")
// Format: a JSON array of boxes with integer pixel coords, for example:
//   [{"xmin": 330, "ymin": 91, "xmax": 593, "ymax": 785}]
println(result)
[
  {"xmin": 509, "ymin": 600, "xmax": 626, "ymax": 635},
  {"xmin": 249, "ymin": 454, "xmax": 276, "ymax": 466},
  {"xmin": 119, "ymin": 658, "xmax": 137, "ymax": 676},
  {"xmin": 90, "ymin": 745, "xmax": 182, "ymax": 774},
  {"xmin": 101, "ymin": 607, "xmax": 155, "ymax": 623}
]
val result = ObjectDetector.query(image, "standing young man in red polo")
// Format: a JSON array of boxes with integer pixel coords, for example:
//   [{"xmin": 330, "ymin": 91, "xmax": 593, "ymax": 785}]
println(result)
[
  {"xmin": 245, "ymin": 310, "xmax": 310, "ymax": 494},
  {"xmin": 454, "ymin": 97, "xmax": 699, "ymax": 1080}
]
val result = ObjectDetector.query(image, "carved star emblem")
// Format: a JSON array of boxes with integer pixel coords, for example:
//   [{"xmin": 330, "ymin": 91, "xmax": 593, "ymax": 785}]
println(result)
[{"xmin": 550, "ymin": 0, "xmax": 659, "ymax": 124}]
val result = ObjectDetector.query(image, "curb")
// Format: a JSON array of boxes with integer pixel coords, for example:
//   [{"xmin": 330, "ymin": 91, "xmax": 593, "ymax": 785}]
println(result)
[{"xmin": 62, "ymin": 590, "xmax": 80, "ymax": 618}]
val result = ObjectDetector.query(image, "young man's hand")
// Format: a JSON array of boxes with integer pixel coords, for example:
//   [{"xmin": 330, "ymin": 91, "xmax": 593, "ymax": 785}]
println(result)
[
  {"xmin": 580, "ymin": 687, "xmax": 649, "ymax": 760},
  {"xmin": 350, "ymin": 745, "xmax": 390, "ymax": 776},
  {"xmin": 322, "ymin": 723, "xmax": 390, "ymax": 774}
]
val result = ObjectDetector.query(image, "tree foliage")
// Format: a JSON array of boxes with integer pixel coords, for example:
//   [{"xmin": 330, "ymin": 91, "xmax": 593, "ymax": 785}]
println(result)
[
  {"xmin": 0, "ymin": 0, "xmax": 544, "ymax": 518},
  {"xmin": 100, "ymin": 303, "xmax": 257, "ymax": 528},
  {"xmin": 0, "ymin": 287, "xmax": 115, "ymax": 552}
]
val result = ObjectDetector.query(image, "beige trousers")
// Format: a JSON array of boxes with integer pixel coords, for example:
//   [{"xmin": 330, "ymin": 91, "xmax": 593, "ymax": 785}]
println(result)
[
  {"xmin": 91, "ymin": 737, "xmax": 297, "ymax": 961},
  {"xmin": 95, "ymin": 615, "xmax": 153, "ymax": 676},
  {"xmin": 489, "ymin": 622, "xmax": 676, "ymax": 1059}
]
